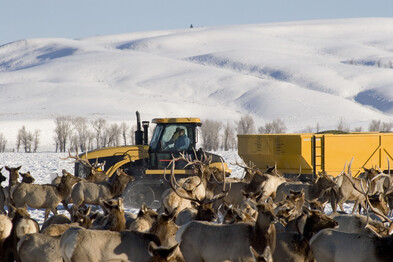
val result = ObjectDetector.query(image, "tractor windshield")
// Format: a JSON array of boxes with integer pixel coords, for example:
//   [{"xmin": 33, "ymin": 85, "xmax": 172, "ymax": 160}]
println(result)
[
  {"xmin": 161, "ymin": 125, "xmax": 192, "ymax": 152},
  {"xmin": 149, "ymin": 125, "xmax": 163, "ymax": 150}
]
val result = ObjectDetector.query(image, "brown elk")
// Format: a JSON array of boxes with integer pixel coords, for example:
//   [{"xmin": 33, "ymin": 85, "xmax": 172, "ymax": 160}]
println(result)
[
  {"xmin": 94, "ymin": 198, "xmax": 126, "ymax": 231},
  {"xmin": 161, "ymin": 152, "xmax": 221, "ymax": 215},
  {"xmin": 60, "ymin": 226, "xmax": 161, "ymax": 262},
  {"xmin": 41, "ymin": 206, "xmax": 95, "ymax": 237},
  {"xmin": 70, "ymin": 168, "xmax": 134, "ymax": 210},
  {"xmin": 148, "ymin": 211, "xmax": 185, "ymax": 262},
  {"xmin": 275, "ymin": 170, "xmax": 337, "ymax": 205},
  {"xmin": 17, "ymin": 233, "xmax": 62, "ymax": 262},
  {"xmin": 342, "ymin": 162, "xmax": 393, "ymax": 218},
  {"xmin": 217, "ymin": 164, "xmax": 285, "ymax": 210},
  {"xmin": 331, "ymin": 213, "xmax": 391, "ymax": 235},
  {"xmin": 62, "ymin": 149, "xmax": 108, "ymax": 182},
  {"xmin": 175, "ymin": 202, "xmax": 277, "ymax": 262},
  {"xmin": 333, "ymin": 159, "xmax": 392, "ymax": 214},
  {"xmin": 169, "ymin": 158, "xmax": 230, "ymax": 226},
  {"xmin": 11, "ymin": 172, "xmax": 80, "ymax": 221},
  {"xmin": 5, "ymin": 165, "xmax": 21, "ymax": 187},
  {"xmin": 274, "ymin": 189, "xmax": 305, "ymax": 225},
  {"xmin": 219, "ymin": 202, "xmax": 256, "ymax": 224},
  {"xmin": 40, "ymin": 214, "xmax": 71, "ymax": 232},
  {"xmin": 129, "ymin": 203, "xmax": 159, "ymax": 232}
]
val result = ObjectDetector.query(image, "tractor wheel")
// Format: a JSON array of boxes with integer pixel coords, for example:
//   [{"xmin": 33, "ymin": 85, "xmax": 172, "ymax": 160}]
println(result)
[{"xmin": 122, "ymin": 183, "xmax": 155, "ymax": 209}]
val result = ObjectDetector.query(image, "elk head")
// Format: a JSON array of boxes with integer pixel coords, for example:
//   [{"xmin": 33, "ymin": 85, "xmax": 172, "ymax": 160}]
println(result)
[{"xmin": 19, "ymin": 171, "xmax": 35, "ymax": 184}]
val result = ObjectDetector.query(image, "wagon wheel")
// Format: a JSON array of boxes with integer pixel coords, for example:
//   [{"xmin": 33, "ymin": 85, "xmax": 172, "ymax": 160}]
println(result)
[{"xmin": 122, "ymin": 183, "xmax": 155, "ymax": 209}]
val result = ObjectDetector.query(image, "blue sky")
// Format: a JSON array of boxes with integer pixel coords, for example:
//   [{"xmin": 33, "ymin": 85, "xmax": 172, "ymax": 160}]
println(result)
[{"xmin": 1, "ymin": 0, "xmax": 393, "ymax": 45}]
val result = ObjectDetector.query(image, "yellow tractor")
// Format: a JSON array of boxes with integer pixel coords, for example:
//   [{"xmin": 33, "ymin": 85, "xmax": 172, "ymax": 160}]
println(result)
[{"xmin": 74, "ymin": 111, "xmax": 230, "ymax": 208}]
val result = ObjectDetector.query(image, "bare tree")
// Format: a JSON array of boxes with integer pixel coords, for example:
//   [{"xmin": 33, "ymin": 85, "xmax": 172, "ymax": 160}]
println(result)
[
  {"xmin": 236, "ymin": 114, "xmax": 255, "ymax": 135},
  {"xmin": 17, "ymin": 126, "xmax": 30, "ymax": 152},
  {"xmin": 16, "ymin": 126, "xmax": 39, "ymax": 153},
  {"xmin": 54, "ymin": 116, "xmax": 73, "ymax": 152},
  {"xmin": 369, "ymin": 119, "xmax": 381, "ymax": 131},
  {"xmin": 73, "ymin": 117, "xmax": 89, "ymax": 152},
  {"xmin": 120, "ymin": 122, "xmax": 129, "ymax": 146},
  {"xmin": 86, "ymin": 131, "xmax": 95, "ymax": 151},
  {"xmin": 106, "ymin": 123, "xmax": 121, "ymax": 147},
  {"xmin": 353, "ymin": 126, "xmax": 362, "ymax": 132},
  {"xmin": 69, "ymin": 133, "xmax": 79, "ymax": 152},
  {"xmin": 368, "ymin": 119, "xmax": 393, "ymax": 132},
  {"xmin": 16, "ymin": 128, "xmax": 23, "ymax": 152},
  {"xmin": 0, "ymin": 133, "xmax": 7, "ymax": 152},
  {"xmin": 258, "ymin": 119, "xmax": 287, "ymax": 134},
  {"xmin": 129, "ymin": 125, "xmax": 136, "ymax": 145},
  {"xmin": 221, "ymin": 121, "xmax": 236, "ymax": 151},
  {"xmin": 201, "ymin": 119, "xmax": 221, "ymax": 151},
  {"xmin": 336, "ymin": 117, "xmax": 350, "ymax": 132},
  {"xmin": 316, "ymin": 122, "xmax": 320, "ymax": 133},
  {"xmin": 381, "ymin": 121, "xmax": 393, "ymax": 131},
  {"xmin": 92, "ymin": 118, "xmax": 107, "ymax": 148},
  {"xmin": 33, "ymin": 130, "xmax": 40, "ymax": 152}
]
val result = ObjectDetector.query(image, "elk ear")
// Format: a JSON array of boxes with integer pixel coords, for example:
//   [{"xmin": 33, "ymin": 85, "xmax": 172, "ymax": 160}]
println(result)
[
  {"xmin": 250, "ymin": 246, "xmax": 259, "ymax": 260},
  {"xmin": 102, "ymin": 200, "xmax": 112, "ymax": 210},
  {"xmin": 118, "ymin": 197, "xmax": 124, "ymax": 208},
  {"xmin": 90, "ymin": 211, "xmax": 100, "ymax": 220},
  {"xmin": 148, "ymin": 241, "xmax": 158, "ymax": 257},
  {"xmin": 16, "ymin": 166, "xmax": 22, "ymax": 171},
  {"xmin": 163, "ymin": 209, "xmax": 177, "ymax": 221},
  {"xmin": 5, "ymin": 166, "xmax": 10, "ymax": 171},
  {"xmin": 266, "ymin": 197, "xmax": 274, "ymax": 204}
]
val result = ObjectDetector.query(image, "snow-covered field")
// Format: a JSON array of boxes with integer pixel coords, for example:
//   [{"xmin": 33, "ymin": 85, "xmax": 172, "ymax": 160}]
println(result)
[{"xmin": 0, "ymin": 151, "xmax": 358, "ymax": 225}]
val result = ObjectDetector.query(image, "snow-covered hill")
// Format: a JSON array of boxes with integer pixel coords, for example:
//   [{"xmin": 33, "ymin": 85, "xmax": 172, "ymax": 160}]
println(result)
[{"xmin": 1, "ymin": 18, "xmax": 393, "ymax": 151}]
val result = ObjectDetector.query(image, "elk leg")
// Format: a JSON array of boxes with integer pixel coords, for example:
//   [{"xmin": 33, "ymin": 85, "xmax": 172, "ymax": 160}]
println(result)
[
  {"xmin": 351, "ymin": 200, "xmax": 359, "ymax": 214},
  {"xmin": 44, "ymin": 209, "xmax": 50, "ymax": 221},
  {"xmin": 337, "ymin": 197, "xmax": 346, "ymax": 212}
]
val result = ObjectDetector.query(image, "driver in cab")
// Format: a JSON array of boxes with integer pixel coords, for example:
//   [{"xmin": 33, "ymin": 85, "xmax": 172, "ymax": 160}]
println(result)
[{"xmin": 164, "ymin": 128, "xmax": 190, "ymax": 151}]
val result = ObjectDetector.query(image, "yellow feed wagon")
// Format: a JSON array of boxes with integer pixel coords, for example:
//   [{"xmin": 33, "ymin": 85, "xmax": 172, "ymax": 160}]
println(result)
[{"xmin": 238, "ymin": 132, "xmax": 393, "ymax": 177}]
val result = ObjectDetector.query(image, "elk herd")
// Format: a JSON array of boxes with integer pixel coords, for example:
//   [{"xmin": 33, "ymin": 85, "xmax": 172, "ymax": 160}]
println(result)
[{"xmin": 1, "ymin": 152, "xmax": 393, "ymax": 262}]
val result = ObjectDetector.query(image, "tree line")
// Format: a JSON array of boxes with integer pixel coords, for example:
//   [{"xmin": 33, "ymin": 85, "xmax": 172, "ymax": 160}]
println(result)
[{"xmin": 1, "ymin": 116, "xmax": 393, "ymax": 153}]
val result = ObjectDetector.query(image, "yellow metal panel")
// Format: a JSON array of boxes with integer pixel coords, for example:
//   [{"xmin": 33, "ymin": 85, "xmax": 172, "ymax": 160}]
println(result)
[
  {"xmin": 145, "ymin": 169, "xmax": 194, "ymax": 175},
  {"xmin": 323, "ymin": 133, "xmax": 393, "ymax": 176},
  {"xmin": 151, "ymin": 118, "xmax": 201, "ymax": 124},
  {"xmin": 82, "ymin": 145, "xmax": 150, "ymax": 176},
  {"xmin": 238, "ymin": 134, "xmax": 314, "ymax": 175},
  {"xmin": 82, "ymin": 145, "xmax": 149, "ymax": 161},
  {"xmin": 238, "ymin": 132, "xmax": 393, "ymax": 177}
]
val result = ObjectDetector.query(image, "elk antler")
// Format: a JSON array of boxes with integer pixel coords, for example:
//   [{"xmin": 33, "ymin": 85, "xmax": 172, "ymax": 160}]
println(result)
[
  {"xmin": 62, "ymin": 149, "xmax": 105, "ymax": 171},
  {"xmin": 360, "ymin": 179, "xmax": 392, "ymax": 224},
  {"xmin": 169, "ymin": 156, "xmax": 231, "ymax": 205}
]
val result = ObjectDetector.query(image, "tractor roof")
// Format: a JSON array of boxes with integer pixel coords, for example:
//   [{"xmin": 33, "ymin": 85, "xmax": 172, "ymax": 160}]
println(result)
[{"xmin": 151, "ymin": 117, "xmax": 201, "ymax": 124}]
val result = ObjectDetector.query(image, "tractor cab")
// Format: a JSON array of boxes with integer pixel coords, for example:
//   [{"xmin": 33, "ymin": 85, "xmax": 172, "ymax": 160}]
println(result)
[{"xmin": 148, "ymin": 117, "xmax": 201, "ymax": 170}]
